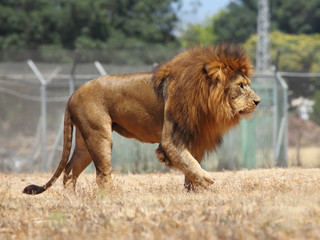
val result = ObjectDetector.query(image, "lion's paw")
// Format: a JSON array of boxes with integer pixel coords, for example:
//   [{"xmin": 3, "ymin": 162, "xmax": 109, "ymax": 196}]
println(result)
[{"xmin": 193, "ymin": 171, "xmax": 214, "ymax": 189}]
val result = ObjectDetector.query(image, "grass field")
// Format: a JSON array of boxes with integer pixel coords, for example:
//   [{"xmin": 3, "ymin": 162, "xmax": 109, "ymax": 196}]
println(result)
[
  {"xmin": 288, "ymin": 147, "xmax": 320, "ymax": 168},
  {"xmin": 1, "ymin": 168, "xmax": 320, "ymax": 240}
]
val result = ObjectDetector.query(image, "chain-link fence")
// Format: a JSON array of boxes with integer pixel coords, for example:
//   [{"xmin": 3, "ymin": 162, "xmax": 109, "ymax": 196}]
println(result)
[
  {"xmin": 201, "ymin": 72, "xmax": 288, "ymax": 171},
  {"xmin": 0, "ymin": 60, "xmax": 163, "ymax": 173},
  {"xmin": 0, "ymin": 58, "xmax": 291, "ymax": 173},
  {"xmin": 281, "ymin": 72, "xmax": 320, "ymax": 168}
]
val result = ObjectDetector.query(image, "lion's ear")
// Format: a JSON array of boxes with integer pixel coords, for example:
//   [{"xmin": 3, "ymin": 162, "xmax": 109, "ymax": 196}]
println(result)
[
  {"xmin": 153, "ymin": 64, "xmax": 171, "ymax": 88},
  {"xmin": 203, "ymin": 63, "xmax": 209, "ymax": 75},
  {"xmin": 153, "ymin": 63, "xmax": 172, "ymax": 99},
  {"xmin": 203, "ymin": 63, "xmax": 215, "ymax": 79},
  {"xmin": 203, "ymin": 62, "xmax": 224, "ymax": 84}
]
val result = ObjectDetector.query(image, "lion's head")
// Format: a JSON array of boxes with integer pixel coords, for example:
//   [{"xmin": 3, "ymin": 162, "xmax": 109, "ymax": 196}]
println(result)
[
  {"xmin": 153, "ymin": 44, "xmax": 260, "ymax": 153},
  {"xmin": 226, "ymin": 71, "xmax": 260, "ymax": 120}
]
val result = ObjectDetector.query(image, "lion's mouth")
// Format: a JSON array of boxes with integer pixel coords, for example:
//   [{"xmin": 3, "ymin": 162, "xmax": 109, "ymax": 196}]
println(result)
[
  {"xmin": 239, "ymin": 109, "xmax": 255, "ymax": 119},
  {"xmin": 239, "ymin": 110, "xmax": 252, "ymax": 115}
]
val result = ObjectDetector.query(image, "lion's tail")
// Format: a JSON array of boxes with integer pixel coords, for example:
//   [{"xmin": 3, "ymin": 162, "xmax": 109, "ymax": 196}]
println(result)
[{"xmin": 23, "ymin": 106, "xmax": 73, "ymax": 195}]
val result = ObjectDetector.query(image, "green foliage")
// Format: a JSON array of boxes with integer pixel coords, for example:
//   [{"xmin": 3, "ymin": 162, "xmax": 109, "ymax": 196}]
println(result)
[
  {"xmin": 39, "ymin": 44, "xmax": 73, "ymax": 62},
  {"xmin": 213, "ymin": 1, "xmax": 257, "ymax": 43},
  {"xmin": 245, "ymin": 31, "xmax": 320, "ymax": 98},
  {"xmin": 245, "ymin": 31, "xmax": 320, "ymax": 72},
  {"xmin": 271, "ymin": 0, "xmax": 320, "ymax": 34},
  {"xmin": 0, "ymin": 0, "xmax": 181, "ymax": 62},
  {"xmin": 245, "ymin": 31, "xmax": 320, "ymax": 124},
  {"xmin": 75, "ymin": 43, "xmax": 179, "ymax": 65},
  {"xmin": 212, "ymin": 0, "xmax": 320, "ymax": 43},
  {"xmin": 179, "ymin": 16, "xmax": 217, "ymax": 48}
]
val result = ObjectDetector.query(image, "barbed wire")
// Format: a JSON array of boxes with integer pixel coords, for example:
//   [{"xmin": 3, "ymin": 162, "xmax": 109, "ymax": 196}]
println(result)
[
  {"xmin": 0, "ymin": 74, "xmax": 98, "ymax": 81},
  {"xmin": 279, "ymin": 72, "xmax": 320, "ymax": 78},
  {"xmin": 1, "ymin": 71, "xmax": 319, "ymax": 103},
  {"xmin": 0, "ymin": 87, "xmax": 68, "ymax": 102}
]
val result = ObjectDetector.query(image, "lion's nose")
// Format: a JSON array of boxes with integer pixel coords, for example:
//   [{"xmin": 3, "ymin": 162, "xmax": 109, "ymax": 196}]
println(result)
[{"xmin": 253, "ymin": 99, "xmax": 260, "ymax": 106}]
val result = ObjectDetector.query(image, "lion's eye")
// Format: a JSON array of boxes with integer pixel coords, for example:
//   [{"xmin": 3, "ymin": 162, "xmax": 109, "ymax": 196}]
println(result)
[{"xmin": 239, "ymin": 83, "xmax": 244, "ymax": 89}]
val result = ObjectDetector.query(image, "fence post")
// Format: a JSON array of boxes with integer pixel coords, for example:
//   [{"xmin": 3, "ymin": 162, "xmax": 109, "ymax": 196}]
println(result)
[
  {"xmin": 273, "ymin": 68, "xmax": 279, "ymax": 166},
  {"xmin": 94, "ymin": 61, "xmax": 107, "ymax": 76},
  {"xmin": 27, "ymin": 60, "xmax": 47, "ymax": 171},
  {"xmin": 69, "ymin": 50, "xmax": 78, "ymax": 95},
  {"xmin": 275, "ymin": 72, "xmax": 289, "ymax": 167}
]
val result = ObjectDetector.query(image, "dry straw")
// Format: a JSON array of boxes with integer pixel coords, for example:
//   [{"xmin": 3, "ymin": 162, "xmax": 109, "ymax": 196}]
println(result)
[{"xmin": 1, "ymin": 168, "xmax": 320, "ymax": 239}]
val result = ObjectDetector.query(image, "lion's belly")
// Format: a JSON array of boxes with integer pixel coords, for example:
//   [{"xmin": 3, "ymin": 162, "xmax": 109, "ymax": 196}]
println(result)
[
  {"xmin": 111, "ymin": 96, "xmax": 164, "ymax": 143},
  {"xmin": 112, "ymin": 121, "xmax": 163, "ymax": 143}
]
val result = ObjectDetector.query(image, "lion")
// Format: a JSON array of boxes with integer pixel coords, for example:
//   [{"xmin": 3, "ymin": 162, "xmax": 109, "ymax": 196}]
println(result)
[{"xmin": 23, "ymin": 44, "xmax": 260, "ymax": 195}]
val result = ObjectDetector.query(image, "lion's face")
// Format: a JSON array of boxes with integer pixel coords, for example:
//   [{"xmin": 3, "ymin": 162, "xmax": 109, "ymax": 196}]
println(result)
[{"xmin": 228, "ymin": 74, "xmax": 261, "ymax": 119}]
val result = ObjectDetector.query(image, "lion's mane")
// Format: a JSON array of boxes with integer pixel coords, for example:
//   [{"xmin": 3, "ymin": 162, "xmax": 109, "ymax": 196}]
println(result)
[{"xmin": 153, "ymin": 44, "xmax": 253, "ymax": 156}]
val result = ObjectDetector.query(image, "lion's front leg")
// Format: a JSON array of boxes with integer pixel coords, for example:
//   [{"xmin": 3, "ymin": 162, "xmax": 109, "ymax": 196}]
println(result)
[
  {"xmin": 156, "ymin": 143, "xmax": 206, "ymax": 190},
  {"xmin": 163, "ymin": 145, "xmax": 214, "ymax": 188},
  {"xmin": 159, "ymin": 110, "xmax": 214, "ymax": 189},
  {"xmin": 184, "ymin": 150, "xmax": 206, "ymax": 191}
]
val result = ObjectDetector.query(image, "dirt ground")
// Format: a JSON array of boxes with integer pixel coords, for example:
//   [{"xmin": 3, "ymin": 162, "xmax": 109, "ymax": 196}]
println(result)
[{"xmin": 1, "ymin": 168, "xmax": 320, "ymax": 240}]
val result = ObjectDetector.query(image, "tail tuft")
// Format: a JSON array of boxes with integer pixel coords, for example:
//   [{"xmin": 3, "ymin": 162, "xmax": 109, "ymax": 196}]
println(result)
[{"xmin": 23, "ymin": 185, "xmax": 46, "ymax": 195}]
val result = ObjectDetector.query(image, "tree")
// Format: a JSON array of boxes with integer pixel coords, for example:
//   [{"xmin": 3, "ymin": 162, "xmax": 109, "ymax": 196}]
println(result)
[
  {"xmin": 272, "ymin": 0, "xmax": 320, "ymax": 34},
  {"xmin": 212, "ymin": 0, "xmax": 320, "ymax": 43},
  {"xmin": 178, "ymin": 16, "xmax": 217, "ymax": 48},
  {"xmin": 0, "ymin": 0, "xmax": 181, "ymax": 52},
  {"xmin": 245, "ymin": 31, "xmax": 320, "ymax": 73},
  {"xmin": 245, "ymin": 31, "xmax": 320, "ymax": 99},
  {"xmin": 213, "ymin": 0, "xmax": 257, "ymax": 43}
]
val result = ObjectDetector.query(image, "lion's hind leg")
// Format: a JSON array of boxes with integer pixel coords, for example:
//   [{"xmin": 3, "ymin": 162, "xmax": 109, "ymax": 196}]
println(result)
[
  {"xmin": 76, "ymin": 114, "xmax": 114, "ymax": 190},
  {"xmin": 63, "ymin": 128, "xmax": 93, "ymax": 191}
]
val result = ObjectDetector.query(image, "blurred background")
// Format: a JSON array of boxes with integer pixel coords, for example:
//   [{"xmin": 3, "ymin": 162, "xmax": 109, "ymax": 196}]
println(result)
[{"xmin": 1, "ymin": 0, "xmax": 320, "ymax": 173}]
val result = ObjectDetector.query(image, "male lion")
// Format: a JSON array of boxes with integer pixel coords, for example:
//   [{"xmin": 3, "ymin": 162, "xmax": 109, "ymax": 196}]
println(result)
[{"xmin": 23, "ymin": 44, "xmax": 260, "ymax": 195}]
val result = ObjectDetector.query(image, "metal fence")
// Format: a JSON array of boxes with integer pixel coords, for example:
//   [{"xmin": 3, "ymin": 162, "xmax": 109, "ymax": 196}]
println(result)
[
  {"xmin": 201, "ymin": 72, "xmax": 288, "ymax": 171},
  {"xmin": 0, "ymin": 61, "xmax": 289, "ymax": 173},
  {"xmin": 281, "ymin": 72, "xmax": 320, "ymax": 168}
]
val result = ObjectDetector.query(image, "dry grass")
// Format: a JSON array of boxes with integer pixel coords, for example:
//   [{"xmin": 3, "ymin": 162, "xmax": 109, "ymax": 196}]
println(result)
[
  {"xmin": 288, "ymin": 147, "xmax": 320, "ymax": 168},
  {"xmin": 1, "ymin": 168, "xmax": 320, "ymax": 240}
]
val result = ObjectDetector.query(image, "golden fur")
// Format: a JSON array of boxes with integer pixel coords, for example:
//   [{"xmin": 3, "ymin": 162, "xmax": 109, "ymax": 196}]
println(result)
[
  {"xmin": 23, "ymin": 44, "xmax": 260, "ymax": 194},
  {"xmin": 154, "ymin": 44, "xmax": 256, "ymax": 163}
]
